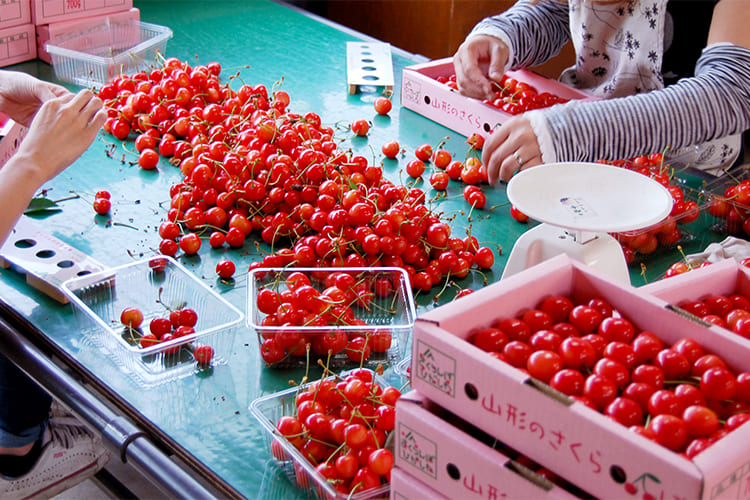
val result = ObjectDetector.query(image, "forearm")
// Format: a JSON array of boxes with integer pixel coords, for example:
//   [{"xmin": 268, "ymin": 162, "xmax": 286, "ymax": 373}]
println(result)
[
  {"xmin": 528, "ymin": 43, "xmax": 750, "ymax": 163},
  {"xmin": 470, "ymin": 0, "xmax": 570, "ymax": 71},
  {"xmin": 0, "ymin": 154, "xmax": 47, "ymax": 247}
]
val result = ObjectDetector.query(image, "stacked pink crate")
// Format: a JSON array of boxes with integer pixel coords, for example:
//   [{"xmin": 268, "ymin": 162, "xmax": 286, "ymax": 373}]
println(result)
[
  {"xmin": 33, "ymin": 0, "xmax": 137, "ymax": 64},
  {"xmin": 393, "ymin": 254, "xmax": 750, "ymax": 499},
  {"xmin": 0, "ymin": 0, "xmax": 35, "ymax": 67}
]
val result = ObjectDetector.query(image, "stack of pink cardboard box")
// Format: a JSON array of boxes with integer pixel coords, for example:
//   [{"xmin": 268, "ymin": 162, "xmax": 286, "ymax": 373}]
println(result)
[
  {"xmin": 392, "ymin": 254, "xmax": 750, "ymax": 500},
  {"xmin": 33, "ymin": 0, "xmax": 138, "ymax": 64},
  {"xmin": 0, "ymin": 0, "xmax": 34, "ymax": 66}
]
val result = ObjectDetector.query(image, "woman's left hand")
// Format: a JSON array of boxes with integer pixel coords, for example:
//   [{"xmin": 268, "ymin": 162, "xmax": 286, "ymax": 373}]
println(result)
[{"xmin": 482, "ymin": 115, "xmax": 544, "ymax": 184}]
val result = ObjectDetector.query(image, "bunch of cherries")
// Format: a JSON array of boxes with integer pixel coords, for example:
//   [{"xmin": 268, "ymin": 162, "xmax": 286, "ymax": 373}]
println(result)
[
  {"xmin": 119, "ymin": 304, "xmax": 214, "ymax": 364},
  {"xmin": 469, "ymin": 293, "xmax": 750, "ymax": 459},
  {"xmin": 98, "ymin": 58, "xmax": 495, "ymax": 296},
  {"xmin": 255, "ymin": 270, "xmax": 398, "ymax": 366},
  {"xmin": 273, "ymin": 368, "xmax": 400, "ymax": 497}
]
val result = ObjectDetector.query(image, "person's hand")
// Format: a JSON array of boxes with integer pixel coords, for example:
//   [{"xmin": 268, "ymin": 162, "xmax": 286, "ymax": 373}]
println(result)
[
  {"xmin": 482, "ymin": 115, "xmax": 543, "ymax": 184},
  {"xmin": 453, "ymin": 34, "xmax": 510, "ymax": 101},
  {"xmin": 15, "ymin": 88, "xmax": 105, "ymax": 184},
  {"xmin": 0, "ymin": 71, "xmax": 70, "ymax": 127}
]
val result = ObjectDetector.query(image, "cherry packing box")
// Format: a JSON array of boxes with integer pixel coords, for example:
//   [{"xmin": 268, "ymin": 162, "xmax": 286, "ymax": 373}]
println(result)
[
  {"xmin": 411, "ymin": 254, "xmax": 750, "ymax": 500},
  {"xmin": 642, "ymin": 257, "xmax": 750, "ymax": 346},
  {"xmin": 0, "ymin": 0, "xmax": 31, "ymax": 30},
  {"xmin": 0, "ymin": 23, "xmax": 35, "ymax": 67},
  {"xmin": 389, "ymin": 467, "xmax": 447, "ymax": 500},
  {"xmin": 61, "ymin": 256, "xmax": 244, "ymax": 386},
  {"xmin": 395, "ymin": 391, "xmax": 589, "ymax": 499},
  {"xmin": 31, "ymin": 0, "xmax": 132, "ymax": 25},
  {"xmin": 400, "ymin": 57, "xmax": 595, "ymax": 140}
]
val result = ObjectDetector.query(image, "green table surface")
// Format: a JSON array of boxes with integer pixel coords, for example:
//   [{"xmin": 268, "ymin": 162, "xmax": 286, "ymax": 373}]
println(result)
[{"xmin": 0, "ymin": 1, "xmax": 729, "ymax": 498}]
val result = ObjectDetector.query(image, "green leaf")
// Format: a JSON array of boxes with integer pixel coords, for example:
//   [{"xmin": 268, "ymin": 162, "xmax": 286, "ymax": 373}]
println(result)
[{"xmin": 24, "ymin": 197, "xmax": 61, "ymax": 215}]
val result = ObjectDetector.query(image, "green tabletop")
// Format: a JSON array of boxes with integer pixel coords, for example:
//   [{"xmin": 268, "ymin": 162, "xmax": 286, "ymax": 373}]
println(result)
[{"xmin": 0, "ymin": 1, "xmax": 728, "ymax": 498}]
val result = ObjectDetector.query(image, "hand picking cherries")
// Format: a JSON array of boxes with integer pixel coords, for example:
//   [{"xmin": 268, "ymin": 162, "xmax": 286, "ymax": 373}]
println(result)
[
  {"xmin": 469, "ymin": 293, "xmax": 750, "ymax": 459},
  {"xmin": 99, "ymin": 58, "xmax": 496, "ymax": 297},
  {"xmin": 272, "ymin": 368, "xmax": 400, "ymax": 497}
]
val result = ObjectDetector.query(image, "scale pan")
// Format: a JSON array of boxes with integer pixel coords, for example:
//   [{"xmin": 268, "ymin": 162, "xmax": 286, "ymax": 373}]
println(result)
[{"xmin": 506, "ymin": 162, "xmax": 673, "ymax": 233}]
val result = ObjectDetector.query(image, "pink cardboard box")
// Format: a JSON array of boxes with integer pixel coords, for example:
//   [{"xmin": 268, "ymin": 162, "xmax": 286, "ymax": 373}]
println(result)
[
  {"xmin": 395, "ymin": 391, "xmax": 585, "ymax": 499},
  {"xmin": 411, "ymin": 254, "xmax": 750, "ymax": 500},
  {"xmin": 0, "ymin": 113, "xmax": 27, "ymax": 168},
  {"xmin": 0, "ymin": 0, "xmax": 31, "ymax": 30},
  {"xmin": 642, "ymin": 257, "xmax": 750, "ymax": 346},
  {"xmin": 0, "ymin": 23, "xmax": 35, "ymax": 67},
  {"xmin": 35, "ymin": 7, "xmax": 139, "ymax": 63},
  {"xmin": 400, "ymin": 57, "xmax": 596, "ymax": 139},
  {"xmin": 390, "ymin": 467, "xmax": 448, "ymax": 500},
  {"xmin": 31, "ymin": 0, "xmax": 132, "ymax": 26}
]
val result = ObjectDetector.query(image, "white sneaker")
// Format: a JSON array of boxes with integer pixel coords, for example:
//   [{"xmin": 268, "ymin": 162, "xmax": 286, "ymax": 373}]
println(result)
[{"xmin": 0, "ymin": 419, "xmax": 111, "ymax": 500}]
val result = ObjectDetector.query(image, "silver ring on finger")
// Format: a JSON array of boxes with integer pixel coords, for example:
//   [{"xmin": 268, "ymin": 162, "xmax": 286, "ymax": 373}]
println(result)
[{"xmin": 512, "ymin": 151, "xmax": 525, "ymax": 168}]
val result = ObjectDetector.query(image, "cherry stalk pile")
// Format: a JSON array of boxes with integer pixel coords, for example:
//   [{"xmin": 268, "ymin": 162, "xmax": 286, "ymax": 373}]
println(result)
[
  {"xmin": 273, "ymin": 369, "xmax": 400, "ymax": 497},
  {"xmin": 437, "ymin": 73, "xmax": 569, "ymax": 115},
  {"xmin": 597, "ymin": 153, "xmax": 701, "ymax": 263},
  {"xmin": 469, "ymin": 294, "xmax": 750, "ymax": 459},
  {"xmin": 98, "ymin": 58, "xmax": 495, "ymax": 296}
]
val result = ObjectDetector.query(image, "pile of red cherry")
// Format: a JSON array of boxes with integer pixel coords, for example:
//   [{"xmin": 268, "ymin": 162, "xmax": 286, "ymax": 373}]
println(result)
[
  {"xmin": 436, "ymin": 73, "xmax": 569, "ymax": 115},
  {"xmin": 468, "ymin": 293, "xmax": 750, "ymax": 459},
  {"xmin": 255, "ymin": 270, "xmax": 398, "ymax": 366},
  {"xmin": 272, "ymin": 368, "xmax": 400, "ymax": 497},
  {"xmin": 98, "ymin": 57, "xmax": 495, "ymax": 297}
]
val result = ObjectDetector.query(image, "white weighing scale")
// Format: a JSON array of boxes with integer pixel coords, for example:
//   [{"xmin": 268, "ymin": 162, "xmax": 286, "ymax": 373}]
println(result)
[{"xmin": 502, "ymin": 162, "xmax": 674, "ymax": 283}]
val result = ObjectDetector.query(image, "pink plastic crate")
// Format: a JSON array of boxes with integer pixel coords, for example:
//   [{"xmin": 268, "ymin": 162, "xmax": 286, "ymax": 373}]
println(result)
[
  {"xmin": 35, "ymin": 7, "xmax": 139, "ymax": 63},
  {"xmin": 390, "ymin": 468, "xmax": 448, "ymax": 500},
  {"xmin": 395, "ymin": 391, "xmax": 587, "ymax": 499},
  {"xmin": 411, "ymin": 254, "xmax": 750, "ymax": 500},
  {"xmin": 400, "ymin": 57, "xmax": 596, "ymax": 139},
  {"xmin": 0, "ymin": 23, "xmax": 35, "ymax": 67},
  {"xmin": 31, "ymin": 0, "xmax": 132, "ymax": 26},
  {"xmin": 0, "ymin": 0, "xmax": 31, "ymax": 30}
]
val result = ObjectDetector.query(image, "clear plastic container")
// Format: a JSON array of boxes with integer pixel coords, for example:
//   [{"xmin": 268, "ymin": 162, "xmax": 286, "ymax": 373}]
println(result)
[
  {"xmin": 248, "ymin": 267, "xmax": 416, "ymax": 369},
  {"xmin": 46, "ymin": 19, "xmax": 172, "ymax": 87},
  {"xmin": 61, "ymin": 256, "xmax": 243, "ymax": 386},
  {"xmin": 249, "ymin": 372, "xmax": 391, "ymax": 500}
]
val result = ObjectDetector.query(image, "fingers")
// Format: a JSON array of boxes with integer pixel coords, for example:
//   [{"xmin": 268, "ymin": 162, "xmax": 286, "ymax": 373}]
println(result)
[
  {"xmin": 483, "ymin": 117, "xmax": 543, "ymax": 184},
  {"xmin": 61, "ymin": 89, "xmax": 104, "ymax": 127},
  {"xmin": 487, "ymin": 43, "xmax": 508, "ymax": 84}
]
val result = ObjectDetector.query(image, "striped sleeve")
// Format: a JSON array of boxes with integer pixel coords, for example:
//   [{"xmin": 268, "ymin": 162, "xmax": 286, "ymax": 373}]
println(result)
[
  {"xmin": 527, "ymin": 44, "xmax": 750, "ymax": 163},
  {"xmin": 469, "ymin": 0, "xmax": 571, "ymax": 70}
]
